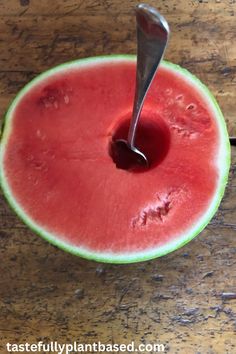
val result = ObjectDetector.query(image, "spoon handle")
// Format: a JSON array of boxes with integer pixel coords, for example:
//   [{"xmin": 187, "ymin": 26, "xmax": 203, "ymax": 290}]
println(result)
[{"xmin": 128, "ymin": 4, "xmax": 169, "ymax": 148}]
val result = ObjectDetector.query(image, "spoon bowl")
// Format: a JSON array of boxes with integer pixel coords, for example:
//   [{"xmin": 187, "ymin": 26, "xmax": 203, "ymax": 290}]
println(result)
[{"xmin": 111, "ymin": 139, "xmax": 148, "ymax": 170}]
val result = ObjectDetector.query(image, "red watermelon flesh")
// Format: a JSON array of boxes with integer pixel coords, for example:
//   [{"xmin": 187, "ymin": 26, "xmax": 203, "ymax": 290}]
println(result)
[{"xmin": 0, "ymin": 56, "xmax": 230, "ymax": 263}]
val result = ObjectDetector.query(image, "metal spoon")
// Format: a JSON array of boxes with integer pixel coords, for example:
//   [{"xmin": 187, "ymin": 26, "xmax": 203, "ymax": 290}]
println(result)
[{"xmin": 114, "ymin": 4, "xmax": 169, "ymax": 170}]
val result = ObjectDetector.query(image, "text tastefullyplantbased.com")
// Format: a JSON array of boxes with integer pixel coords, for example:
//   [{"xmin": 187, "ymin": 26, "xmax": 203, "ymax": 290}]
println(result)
[{"xmin": 6, "ymin": 341, "xmax": 166, "ymax": 353}]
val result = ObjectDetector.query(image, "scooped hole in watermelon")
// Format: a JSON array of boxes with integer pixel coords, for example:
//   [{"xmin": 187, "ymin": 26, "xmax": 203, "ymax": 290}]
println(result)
[{"xmin": 109, "ymin": 111, "xmax": 171, "ymax": 172}]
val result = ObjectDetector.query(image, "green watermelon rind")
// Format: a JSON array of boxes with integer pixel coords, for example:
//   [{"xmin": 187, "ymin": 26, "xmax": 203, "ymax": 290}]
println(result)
[{"xmin": 0, "ymin": 55, "xmax": 231, "ymax": 264}]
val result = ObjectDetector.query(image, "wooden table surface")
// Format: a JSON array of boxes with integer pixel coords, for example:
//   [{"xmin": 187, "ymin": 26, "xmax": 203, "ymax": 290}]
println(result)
[{"xmin": 0, "ymin": 1, "xmax": 236, "ymax": 353}]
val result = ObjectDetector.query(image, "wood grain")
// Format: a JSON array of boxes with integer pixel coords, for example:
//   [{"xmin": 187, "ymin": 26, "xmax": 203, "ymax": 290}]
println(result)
[{"xmin": 0, "ymin": 1, "xmax": 236, "ymax": 353}]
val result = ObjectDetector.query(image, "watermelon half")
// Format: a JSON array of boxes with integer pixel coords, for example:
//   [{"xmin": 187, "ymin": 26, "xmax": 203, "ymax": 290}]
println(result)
[{"xmin": 0, "ymin": 55, "xmax": 230, "ymax": 263}]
